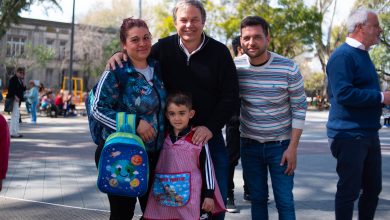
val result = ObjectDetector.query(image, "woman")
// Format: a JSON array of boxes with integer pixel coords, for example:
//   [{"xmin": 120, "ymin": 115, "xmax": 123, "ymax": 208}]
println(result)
[
  {"xmin": 91, "ymin": 18, "xmax": 166, "ymax": 219},
  {"xmin": 26, "ymin": 80, "xmax": 39, "ymax": 124}
]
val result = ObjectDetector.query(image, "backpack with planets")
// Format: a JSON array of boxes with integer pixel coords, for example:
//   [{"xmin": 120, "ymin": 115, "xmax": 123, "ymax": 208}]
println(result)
[{"xmin": 97, "ymin": 112, "xmax": 149, "ymax": 197}]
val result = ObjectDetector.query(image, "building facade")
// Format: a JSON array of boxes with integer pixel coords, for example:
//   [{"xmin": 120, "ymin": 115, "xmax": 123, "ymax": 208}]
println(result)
[{"xmin": 0, "ymin": 17, "xmax": 116, "ymax": 94}]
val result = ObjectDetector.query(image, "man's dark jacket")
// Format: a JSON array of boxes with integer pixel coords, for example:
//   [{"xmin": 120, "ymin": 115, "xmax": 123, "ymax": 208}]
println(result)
[
  {"xmin": 6, "ymin": 75, "xmax": 26, "ymax": 104},
  {"xmin": 150, "ymin": 34, "xmax": 239, "ymax": 135}
]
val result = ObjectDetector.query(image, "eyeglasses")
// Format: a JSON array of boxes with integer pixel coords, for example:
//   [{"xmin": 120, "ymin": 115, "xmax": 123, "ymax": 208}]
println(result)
[
  {"xmin": 361, "ymin": 21, "xmax": 381, "ymax": 29},
  {"xmin": 128, "ymin": 34, "xmax": 152, "ymax": 44}
]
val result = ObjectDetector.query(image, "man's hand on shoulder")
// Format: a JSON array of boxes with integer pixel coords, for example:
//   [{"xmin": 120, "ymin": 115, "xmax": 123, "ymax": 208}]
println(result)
[
  {"xmin": 192, "ymin": 126, "xmax": 213, "ymax": 146},
  {"xmin": 106, "ymin": 52, "xmax": 128, "ymax": 70}
]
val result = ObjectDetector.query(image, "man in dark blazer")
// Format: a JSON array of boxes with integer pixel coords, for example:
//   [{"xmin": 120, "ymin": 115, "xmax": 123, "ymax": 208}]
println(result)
[{"xmin": 6, "ymin": 67, "xmax": 26, "ymax": 138}]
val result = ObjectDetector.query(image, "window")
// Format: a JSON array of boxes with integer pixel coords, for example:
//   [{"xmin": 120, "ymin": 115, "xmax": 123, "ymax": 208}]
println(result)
[
  {"xmin": 46, "ymin": 39, "xmax": 55, "ymax": 50},
  {"xmin": 6, "ymin": 36, "xmax": 26, "ymax": 57},
  {"xmin": 59, "ymin": 29, "xmax": 69, "ymax": 34},
  {"xmin": 46, "ymin": 26, "xmax": 56, "ymax": 33},
  {"xmin": 45, "ymin": 68, "xmax": 54, "ymax": 88},
  {"xmin": 59, "ymin": 40, "xmax": 67, "ymax": 59}
]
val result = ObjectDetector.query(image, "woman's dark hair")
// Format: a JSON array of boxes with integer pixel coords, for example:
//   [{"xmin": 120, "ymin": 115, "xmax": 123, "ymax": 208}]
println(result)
[
  {"xmin": 166, "ymin": 91, "xmax": 193, "ymax": 109},
  {"xmin": 231, "ymin": 36, "xmax": 241, "ymax": 57},
  {"xmin": 119, "ymin": 18, "xmax": 149, "ymax": 44},
  {"xmin": 16, "ymin": 67, "xmax": 25, "ymax": 73}
]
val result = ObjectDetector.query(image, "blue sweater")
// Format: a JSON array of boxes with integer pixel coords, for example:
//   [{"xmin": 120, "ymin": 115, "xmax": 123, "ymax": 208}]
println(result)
[{"xmin": 326, "ymin": 43, "xmax": 382, "ymax": 138}]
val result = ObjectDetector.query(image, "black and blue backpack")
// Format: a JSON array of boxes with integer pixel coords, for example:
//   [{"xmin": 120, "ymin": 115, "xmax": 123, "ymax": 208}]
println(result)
[
  {"xmin": 85, "ymin": 85, "xmax": 103, "ymax": 145},
  {"xmin": 85, "ymin": 68, "xmax": 128, "ymax": 145},
  {"xmin": 96, "ymin": 112, "xmax": 149, "ymax": 197}
]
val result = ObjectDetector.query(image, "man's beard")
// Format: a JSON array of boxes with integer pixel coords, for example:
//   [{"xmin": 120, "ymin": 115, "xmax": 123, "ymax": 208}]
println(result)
[{"xmin": 243, "ymin": 46, "xmax": 267, "ymax": 59}]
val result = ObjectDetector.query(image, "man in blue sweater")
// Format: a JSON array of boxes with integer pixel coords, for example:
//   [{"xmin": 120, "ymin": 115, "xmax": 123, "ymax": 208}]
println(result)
[{"xmin": 326, "ymin": 8, "xmax": 388, "ymax": 220}]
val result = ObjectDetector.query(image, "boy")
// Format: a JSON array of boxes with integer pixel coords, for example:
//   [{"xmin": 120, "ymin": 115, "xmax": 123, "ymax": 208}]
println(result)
[{"xmin": 144, "ymin": 91, "xmax": 225, "ymax": 219}]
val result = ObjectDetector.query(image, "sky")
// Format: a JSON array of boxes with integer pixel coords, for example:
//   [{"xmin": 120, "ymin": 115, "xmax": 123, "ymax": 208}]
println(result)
[
  {"xmin": 20, "ymin": 0, "xmax": 116, "ymax": 23},
  {"xmin": 21, "ymin": 0, "xmax": 356, "ymax": 24},
  {"xmin": 20, "ymin": 0, "xmax": 158, "ymax": 23}
]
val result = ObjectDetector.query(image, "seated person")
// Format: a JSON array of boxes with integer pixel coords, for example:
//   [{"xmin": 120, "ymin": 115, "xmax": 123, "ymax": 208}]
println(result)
[
  {"xmin": 40, "ymin": 91, "xmax": 58, "ymax": 117},
  {"xmin": 54, "ymin": 92, "xmax": 64, "ymax": 115},
  {"xmin": 63, "ymin": 94, "xmax": 76, "ymax": 117}
]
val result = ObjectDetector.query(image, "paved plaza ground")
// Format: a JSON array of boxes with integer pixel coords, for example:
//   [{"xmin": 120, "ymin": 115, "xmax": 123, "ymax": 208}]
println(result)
[{"xmin": 1, "ymin": 106, "xmax": 390, "ymax": 220}]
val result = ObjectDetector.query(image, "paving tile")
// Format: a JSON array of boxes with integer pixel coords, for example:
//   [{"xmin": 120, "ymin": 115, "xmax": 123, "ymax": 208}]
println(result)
[{"xmin": 1, "ymin": 111, "xmax": 390, "ymax": 219}]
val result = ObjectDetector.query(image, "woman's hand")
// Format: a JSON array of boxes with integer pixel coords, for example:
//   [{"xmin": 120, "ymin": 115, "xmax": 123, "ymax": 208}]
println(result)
[
  {"xmin": 137, "ymin": 119, "xmax": 156, "ymax": 143},
  {"xmin": 106, "ymin": 52, "xmax": 127, "ymax": 70}
]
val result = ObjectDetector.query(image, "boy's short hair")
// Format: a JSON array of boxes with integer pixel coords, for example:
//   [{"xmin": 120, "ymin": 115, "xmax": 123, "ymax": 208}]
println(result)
[{"xmin": 166, "ymin": 91, "xmax": 193, "ymax": 109}]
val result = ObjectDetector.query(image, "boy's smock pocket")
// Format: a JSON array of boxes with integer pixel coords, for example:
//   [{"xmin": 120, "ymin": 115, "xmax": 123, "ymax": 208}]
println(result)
[{"xmin": 153, "ymin": 173, "xmax": 191, "ymax": 207}]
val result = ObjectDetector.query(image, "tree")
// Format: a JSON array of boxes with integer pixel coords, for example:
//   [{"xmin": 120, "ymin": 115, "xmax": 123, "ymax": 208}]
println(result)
[
  {"xmin": 303, "ymin": 71, "xmax": 325, "ymax": 96},
  {"xmin": 149, "ymin": 0, "xmax": 176, "ymax": 38},
  {"xmin": 309, "ymin": 0, "xmax": 345, "ymax": 101},
  {"xmin": 79, "ymin": 0, "xmax": 137, "ymax": 28},
  {"xmin": 314, "ymin": 0, "xmax": 339, "ymax": 73},
  {"xmin": 207, "ymin": 0, "xmax": 322, "ymax": 59},
  {"xmin": 0, "ymin": 0, "xmax": 61, "ymax": 37},
  {"xmin": 269, "ymin": 0, "xmax": 322, "ymax": 58},
  {"xmin": 63, "ymin": 24, "xmax": 116, "ymax": 90}
]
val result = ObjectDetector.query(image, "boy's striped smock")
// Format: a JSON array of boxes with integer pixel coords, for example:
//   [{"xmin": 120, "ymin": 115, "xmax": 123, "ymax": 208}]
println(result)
[{"xmin": 235, "ymin": 52, "xmax": 307, "ymax": 143}]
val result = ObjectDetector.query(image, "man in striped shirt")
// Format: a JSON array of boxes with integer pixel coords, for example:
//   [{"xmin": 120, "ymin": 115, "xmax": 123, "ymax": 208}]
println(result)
[{"xmin": 236, "ymin": 16, "xmax": 307, "ymax": 220}]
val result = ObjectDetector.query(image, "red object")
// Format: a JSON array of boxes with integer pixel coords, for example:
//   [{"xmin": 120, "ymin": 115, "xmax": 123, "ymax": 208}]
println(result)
[
  {"xmin": 0, "ymin": 114, "xmax": 10, "ymax": 180},
  {"xmin": 54, "ymin": 95, "xmax": 64, "ymax": 106}
]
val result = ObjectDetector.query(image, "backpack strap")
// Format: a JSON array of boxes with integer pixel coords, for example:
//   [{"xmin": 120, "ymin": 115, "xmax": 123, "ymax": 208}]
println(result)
[{"xmin": 116, "ymin": 112, "xmax": 136, "ymax": 134}]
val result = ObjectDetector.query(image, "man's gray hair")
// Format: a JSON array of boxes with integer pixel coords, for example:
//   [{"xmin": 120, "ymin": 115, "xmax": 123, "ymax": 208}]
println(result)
[
  {"xmin": 347, "ymin": 8, "xmax": 377, "ymax": 34},
  {"xmin": 173, "ymin": 0, "xmax": 206, "ymax": 24}
]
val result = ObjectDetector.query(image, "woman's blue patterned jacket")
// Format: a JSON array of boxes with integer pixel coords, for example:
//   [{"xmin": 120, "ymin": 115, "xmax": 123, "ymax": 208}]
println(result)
[{"xmin": 91, "ymin": 58, "xmax": 166, "ymax": 152}]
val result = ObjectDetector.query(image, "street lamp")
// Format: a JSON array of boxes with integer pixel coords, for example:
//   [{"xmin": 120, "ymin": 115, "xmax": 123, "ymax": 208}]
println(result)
[
  {"xmin": 138, "ymin": 0, "xmax": 142, "ymax": 18},
  {"xmin": 68, "ymin": 0, "xmax": 75, "ymax": 97}
]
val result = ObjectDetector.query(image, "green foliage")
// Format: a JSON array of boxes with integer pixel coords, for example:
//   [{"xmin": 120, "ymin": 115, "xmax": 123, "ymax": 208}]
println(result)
[
  {"xmin": 329, "ymin": 24, "xmax": 347, "ymax": 49},
  {"xmin": 304, "ymin": 71, "xmax": 325, "ymax": 94},
  {"xmin": 155, "ymin": 16, "xmax": 175, "ymax": 38},
  {"xmin": 150, "ymin": 0, "xmax": 321, "ymax": 59},
  {"xmin": 0, "ymin": 0, "xmax": 61, "ymax": 37},
  {"xmin": 31, "ymin": 44, "xmax": 56, "ymax": 68},
  {"xmin": 149, "ymin": 0, "xmax": 176, "ymax": 39},
  {"xmin": 208, "ymin": 0, "xmax": 322, "ymax": 58},
  {"xmin": 103, "ymin": 38, "xmax": 121, "ymax": 61},
  {"xmin": 269, "ymin": 1, "xmax": 321, "ymax": 58},
  {"xmin": 89, "ymin": 38, "xmax": 121, "ymax": 79},
  {"xmin": 371, "ymin": 45, "xmax": 390, "ymax": 78}
]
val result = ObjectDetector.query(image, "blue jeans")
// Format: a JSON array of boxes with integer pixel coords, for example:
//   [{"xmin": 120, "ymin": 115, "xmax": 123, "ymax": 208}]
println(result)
[
  {"xmin": 31, "ymin": 100, "xmax": 37, "ymax": 123},
  {"xmin": 329, "ymin": 137, "xmax": 382, "ymax": 220},
  {"xmin": 241, "ymin": 138, "xmax": 295, "ymax": 220},
  {"xmin": 208, "ymin": 131, "xmax": 229, "ymax": 220}
]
